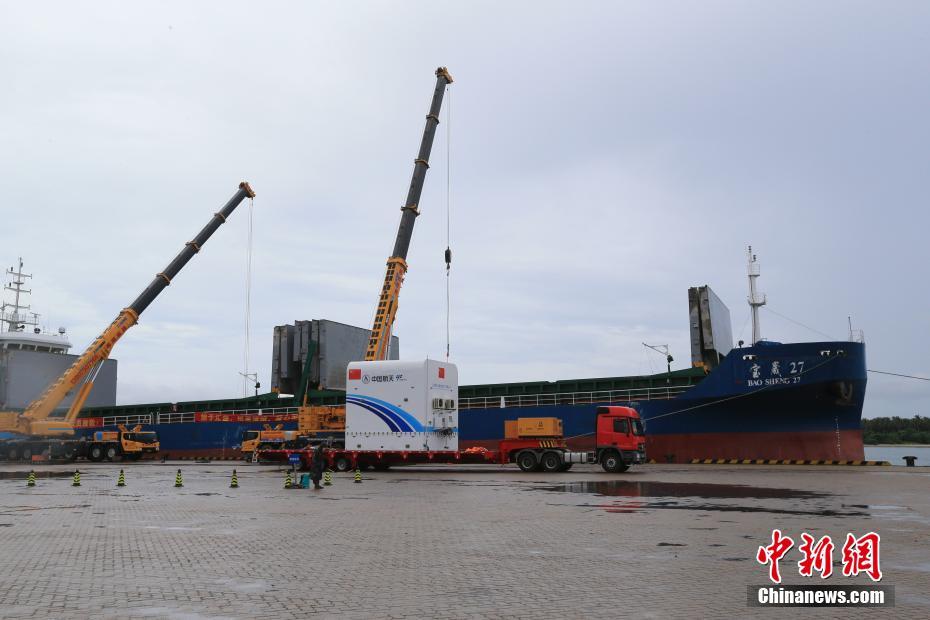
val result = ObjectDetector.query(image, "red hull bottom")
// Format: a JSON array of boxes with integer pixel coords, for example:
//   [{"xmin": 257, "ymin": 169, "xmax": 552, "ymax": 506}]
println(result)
[
  {"xmin": 461, "ymin": 430, "xmax": 865, "ymax": 464},
  {"xmin": 646, "ymin": 430, "xmax": 865, "ymax": 463}
]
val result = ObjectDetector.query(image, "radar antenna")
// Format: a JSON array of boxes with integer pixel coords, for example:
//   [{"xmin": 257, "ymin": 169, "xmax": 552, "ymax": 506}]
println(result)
[
  {"xmin": 2, "ymin": 258, "xmax": 36, "ymax": 333},
  {"xmin": 747, "ymin": 246, "xmax": 766, "ymax": 345}
]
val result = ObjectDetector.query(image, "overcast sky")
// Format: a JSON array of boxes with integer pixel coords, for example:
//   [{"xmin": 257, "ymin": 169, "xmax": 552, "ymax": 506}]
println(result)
[{"xmin": 3, "ymin": 2, "xmax": 927, "ymax": 418}]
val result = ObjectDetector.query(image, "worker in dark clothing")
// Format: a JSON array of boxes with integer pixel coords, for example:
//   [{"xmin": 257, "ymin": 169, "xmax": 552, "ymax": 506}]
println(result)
[{"xmin": 310, "ymin": 444, "xmax": 325, "ymax": 490}]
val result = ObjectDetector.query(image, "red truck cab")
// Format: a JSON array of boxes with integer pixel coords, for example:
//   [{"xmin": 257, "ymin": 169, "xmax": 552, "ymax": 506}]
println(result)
[{"xmin": 595, "ymin": 406, "xmax": 646, "ymax": 472}]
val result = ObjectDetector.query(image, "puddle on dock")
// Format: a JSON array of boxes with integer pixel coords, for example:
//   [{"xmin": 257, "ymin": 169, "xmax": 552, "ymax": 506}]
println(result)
[
  {"xmin": 538, "ymin": 480, "xmax": 825, "ymax": 500},
  {"xmin": 536, "ymin": 480, "xmax": 865, "ymax": 517}
]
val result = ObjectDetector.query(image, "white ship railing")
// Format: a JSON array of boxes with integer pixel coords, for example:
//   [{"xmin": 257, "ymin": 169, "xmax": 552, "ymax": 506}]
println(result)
[
  {"xmin": 156, "ymin": 412, "xmax": 195, "ymax": 424},
  {"xmin": 100, "ymin": 414, "xmax": 154, "ymax": 427},
  {"xmin": 459, "ymin": 385, "xmax": 691, "ymax": 410}
]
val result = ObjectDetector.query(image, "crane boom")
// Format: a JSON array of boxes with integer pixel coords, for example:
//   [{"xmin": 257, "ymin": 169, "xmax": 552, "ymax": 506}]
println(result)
[
  {"xmin": 365, "ymin": 67, "xmax": 453, "ymax": 361},
  {"xmin": 4, "ymin": 182, "xmax": 255, "ymax": 437}
]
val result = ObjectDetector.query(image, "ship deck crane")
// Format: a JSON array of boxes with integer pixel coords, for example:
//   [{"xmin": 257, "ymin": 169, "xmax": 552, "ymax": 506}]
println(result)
[
  {"xmin": 643, "ymin": 343, "xmax": 674, "ymax": 383},
  {"xmin": 0, "ymin": 182, "xmax": 255, "ymax": 439},
  {"xmin": 365, "ymin": 67, "xmax": 453, "ymax": 361}
]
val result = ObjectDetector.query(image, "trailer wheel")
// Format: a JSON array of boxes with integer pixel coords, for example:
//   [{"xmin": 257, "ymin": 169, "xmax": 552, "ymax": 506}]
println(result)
[
  {"xmin": 540, "ymin": 451, "xmax": 563, "ymax": 473},
  {"xmin": 89, "ymin": 445, "xmax": 105, "ymax": 462},
  {"xmin": 333, "ymin": 456, "xmax": 352, "ymax": 472},
  {"xmin": 105, "ymin": 446, "xmax": 118, "ymax": 461},
  {"xmin": 601, "ymin": 451, "xmax": 629, "ymax": 473},
  {"xmin": 516, "ymin": 451, "xmax": 538, "ymax": 472}
]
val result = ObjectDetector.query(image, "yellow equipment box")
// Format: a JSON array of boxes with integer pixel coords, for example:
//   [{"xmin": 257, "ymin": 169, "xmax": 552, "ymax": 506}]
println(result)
[
  {"xmin": 504, "ymin": 420, "xmax": 519, "ymax": 439},
  {"xmin": 515, "ymin": 417, "xmax": 563, "ymax": 438}
]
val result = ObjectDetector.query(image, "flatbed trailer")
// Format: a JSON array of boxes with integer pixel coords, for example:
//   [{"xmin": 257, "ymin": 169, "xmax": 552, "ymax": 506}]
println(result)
[
  {"xmin": 257, "ymin": 439, "xmax": 569, "ymax": 472},
  {"xmin": 256, "ymin": 406, "xmax": 647, "ymax": 473}
]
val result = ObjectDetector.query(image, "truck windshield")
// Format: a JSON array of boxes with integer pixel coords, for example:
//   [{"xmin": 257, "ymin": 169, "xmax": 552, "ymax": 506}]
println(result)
[
  {"xmin": 243, "ymin": 431, "xmax": 259, "ymax": 441},
  {"xmin": 631, "ymin": 419, "xmax": 644, "ymax": 436}
]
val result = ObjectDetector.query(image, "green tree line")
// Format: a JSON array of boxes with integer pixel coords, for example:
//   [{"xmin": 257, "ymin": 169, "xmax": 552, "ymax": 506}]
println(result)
[{"xmin": 862, "ymin": 416, "xmax": 930, "ymax": 444}]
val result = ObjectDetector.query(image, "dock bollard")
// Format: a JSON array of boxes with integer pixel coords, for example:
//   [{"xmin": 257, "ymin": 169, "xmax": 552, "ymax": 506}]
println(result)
[
  {"xmin": 27, "ymin": 470, "xmax": 36, "ymax": 487},
  {"xmin": 284, "ymin": 471, "xmax": 293, "ymax": 489},
  {"xmin": 230, "ymin": 470, "xmax": 239, "ymax": 488},
  {"xmin": 174, "ymin": 469, "xmax": 183, "ymax": 488},
  {"xmin": 323, "ymin": 470, "xmax": 332, "ymax": 486},
  {"xmin": 72, "ymin": 470, "xmax": 81, "ymax": 487},
  {"xmin": 903, "ymin": 456, "xmax": 917, "ymax": 467},
  {"xmin": 354, "ymin": 468, "xmax": 362, "ymax": 484},
  {"xmin": 117, "ymin": 469, "xmax": 126, "ymax": 487}
]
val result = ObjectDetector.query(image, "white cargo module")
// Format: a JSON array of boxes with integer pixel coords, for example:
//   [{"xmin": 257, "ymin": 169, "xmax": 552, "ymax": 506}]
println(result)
[{"xmin": 346, "ymin": 359, "xmax": 458, "ymax": 452}]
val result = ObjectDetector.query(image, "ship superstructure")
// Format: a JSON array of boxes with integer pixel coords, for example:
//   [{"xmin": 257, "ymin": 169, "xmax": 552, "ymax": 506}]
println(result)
[{"xmin": 0, "ymin": 259, "xmax": 117, "ymax": 415}]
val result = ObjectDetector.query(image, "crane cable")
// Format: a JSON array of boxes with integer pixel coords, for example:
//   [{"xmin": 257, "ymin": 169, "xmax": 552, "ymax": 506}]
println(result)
[
  {"xmin": 444, "ymin": 83, "xmax": 453, "ymax": 361},
  {"xmin": 867, "ymin": 369, "xmax": 930, "ymax": 381},
  {"xmin": 243, "ymin": 196, "xmax": 254, "ymax": 397}
]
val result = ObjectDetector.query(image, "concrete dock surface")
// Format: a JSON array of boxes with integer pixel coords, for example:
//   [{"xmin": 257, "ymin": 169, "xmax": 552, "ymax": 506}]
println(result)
[{"xmin": 0, "ymin": 461, "xmax": 927, "ymax": 619}]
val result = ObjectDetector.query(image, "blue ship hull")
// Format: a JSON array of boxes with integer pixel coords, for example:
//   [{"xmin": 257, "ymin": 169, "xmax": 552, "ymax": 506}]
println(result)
[
  {"xmin": 458, "ymin": 341, "xmax": 866, "ymax": 462},
  {"xmin": 74, "ymin": 341, "xmax": 866, "ymax": 463}
]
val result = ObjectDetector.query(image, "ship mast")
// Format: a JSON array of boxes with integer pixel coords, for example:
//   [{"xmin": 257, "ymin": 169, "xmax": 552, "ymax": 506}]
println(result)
[
  {"xmin": 2, "ymin": 258, "xmax": 37, "ymax": 333},
  {"xmin": 747, "ymin": 246, "xmax": 766, "ymax": 345}
]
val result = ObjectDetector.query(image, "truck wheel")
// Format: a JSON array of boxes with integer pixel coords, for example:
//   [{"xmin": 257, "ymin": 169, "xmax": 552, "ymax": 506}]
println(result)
[
  {"xmin": 21, "ymin": 447, "xmax": 33, "ymax": 461},
  {"xmin": 62, "ymin": 446, "xmax": 77, "ymax": 461},
  {"xmin": 516, "ymin": 451, "xmax": 538, "ymax": 472},
  {"xmin": 89, "ymin": 445, "xmax": 105, "ymax": 462},
  {"xmin": 334, "ymin": 456, "xmax": 352, "ymax": 472},
  {"xmin": 540, "ymin": 451, "xmax": 563, "ymax": 473},
  {"xmin": 105, "ymin": 446, "xmax": 118, "ymax": 461},
  {"xmin": 601, "ymin": 451, "xmax": 629, "ymax": 473},
  {"xmin": 7, "ymin": 447, "xmax": 19, "ymax": 461}
]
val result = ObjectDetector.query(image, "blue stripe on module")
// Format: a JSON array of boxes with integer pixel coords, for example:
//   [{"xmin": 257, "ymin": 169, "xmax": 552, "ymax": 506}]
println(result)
[
  {"xmin": 346, "ymin": 397, "xmax": 408, "ymax": 432},
  {"xmin": 349, "ymin": 395, "xmax": 425, "ymax": 432},
  {"xmin": 347, "ymin": 398, "xmax": 403, "ymax": 432}
]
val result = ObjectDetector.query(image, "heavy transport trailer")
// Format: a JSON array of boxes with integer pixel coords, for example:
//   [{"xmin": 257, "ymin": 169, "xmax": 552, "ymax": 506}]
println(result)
[
  {"xmin": 256, "ymin": 406, "xmax": 646, "ymax": 473},
  {"xmin": 0, "ymin": 426, "xmax": 159, "ymax": 462}
]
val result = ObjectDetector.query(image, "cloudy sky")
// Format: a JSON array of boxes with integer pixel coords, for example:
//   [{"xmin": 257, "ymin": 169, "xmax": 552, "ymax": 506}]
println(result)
[{"xmin": 3, "ymin": 2, "xmax": 927, "ymax": 418}]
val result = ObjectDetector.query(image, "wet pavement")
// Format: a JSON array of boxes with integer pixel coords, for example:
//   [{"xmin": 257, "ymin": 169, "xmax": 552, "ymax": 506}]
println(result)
[{"xmin": 0, "ymin": 461, "xmax": 927, "ymax": 618}]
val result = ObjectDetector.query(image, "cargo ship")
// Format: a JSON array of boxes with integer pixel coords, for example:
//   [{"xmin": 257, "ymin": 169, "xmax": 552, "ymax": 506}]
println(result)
[
  {"xmin": 71, "ymin": 248, "xmax": 867, "ymax": 462},
  {"xmin": 459, "ymin": 250, "xmax": 867, "ymax": 462}
]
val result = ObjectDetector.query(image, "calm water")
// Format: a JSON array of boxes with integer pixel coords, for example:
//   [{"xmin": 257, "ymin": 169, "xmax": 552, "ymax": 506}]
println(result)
[{"xmin": 865, "ymin": 445, "xmax": 930, "ymax": 466}]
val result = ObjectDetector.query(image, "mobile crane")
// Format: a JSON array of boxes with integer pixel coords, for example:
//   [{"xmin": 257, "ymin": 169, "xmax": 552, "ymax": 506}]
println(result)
[
  {"xmin": 365, "ymin": 66, "xmax": 453, "ymax": 361},
  {"xmin": 245, "ymin": 68, "xmax": 454, "ymax": 459},
  {"xmin": 0, "ymin": 182, "xmax": 255, "ymax": 461}
]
